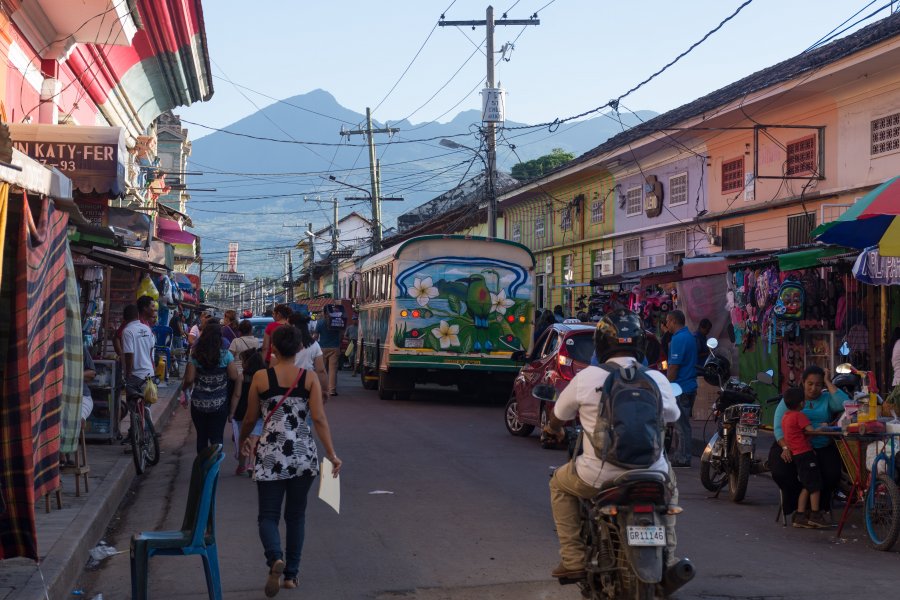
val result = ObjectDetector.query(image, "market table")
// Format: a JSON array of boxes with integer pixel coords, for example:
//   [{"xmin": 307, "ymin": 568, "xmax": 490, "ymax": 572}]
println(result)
[{"xmin": 814, "ymin": 429, "xmax": 900, "ymax": 548}]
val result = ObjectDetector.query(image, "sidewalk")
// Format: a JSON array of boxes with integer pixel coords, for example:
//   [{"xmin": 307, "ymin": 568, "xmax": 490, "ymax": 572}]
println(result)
[{"xmin": 0, "ymin": 379, "xmax": 183, "ymax": 600}]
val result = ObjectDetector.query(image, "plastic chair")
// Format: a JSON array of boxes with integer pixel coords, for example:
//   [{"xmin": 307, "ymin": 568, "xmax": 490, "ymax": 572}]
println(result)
[
  {"xmin": 152, "ymin": 326, "xmax": 174, "ymax": 381},
  {"xmin": 130, "ymin": 444, "xmax": 225, "ymax": 600}
]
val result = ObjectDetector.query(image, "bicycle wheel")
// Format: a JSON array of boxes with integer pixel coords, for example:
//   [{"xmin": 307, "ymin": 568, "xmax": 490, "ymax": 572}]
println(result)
[
  {"xmin": 143, "ymin": 407, "xmax": 160, "ymax": 466},
  {"xmin": 130, "ymin": 408, "xmax": 147, "ymax": 475},
  {"xmin": 865, "ymin": 473, "xmax": 900, "ymax": 551}
]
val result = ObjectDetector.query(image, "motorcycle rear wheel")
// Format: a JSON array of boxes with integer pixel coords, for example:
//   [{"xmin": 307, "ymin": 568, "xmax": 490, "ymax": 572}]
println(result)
[{"xmin": 729, "ymin": 452, "xmax": 752, "ymax": 503}]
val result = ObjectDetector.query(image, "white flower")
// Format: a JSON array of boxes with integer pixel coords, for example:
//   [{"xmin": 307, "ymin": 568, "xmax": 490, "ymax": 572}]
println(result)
[
  {"xmin": 490, "ymin": 289, "xmax": 515, "ymax": 314},
  {"xmin": 431, "ymin": 320, "xmax": 460, "ymax": 349},
  {"xmin": 409, "ymin": 276, "xmax": 438, "ymax": 307}
]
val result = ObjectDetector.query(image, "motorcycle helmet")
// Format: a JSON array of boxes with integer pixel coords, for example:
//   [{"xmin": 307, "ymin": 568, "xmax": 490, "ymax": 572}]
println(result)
[
  {"xmin": 594, "ymin": 309, "xmax": 647, "ymax": 363},
  {"xmin": 702, "ymin": 355, "xmax": 732, "ymax": 387},
  {"xmin": 832, "ymin": 372, "xmax": 861, "ymax": 396}
]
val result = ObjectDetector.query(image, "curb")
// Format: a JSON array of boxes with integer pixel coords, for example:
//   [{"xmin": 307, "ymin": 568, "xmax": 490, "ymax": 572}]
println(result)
[{"xmin": 19, "ymin": 381, "xmax": 183, "ymax": 600}]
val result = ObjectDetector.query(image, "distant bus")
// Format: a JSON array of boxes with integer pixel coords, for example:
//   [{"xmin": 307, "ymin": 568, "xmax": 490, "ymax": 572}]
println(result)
[{"xmin": 356, "ymin": 235, "xmax": 535, "ymax": 400}]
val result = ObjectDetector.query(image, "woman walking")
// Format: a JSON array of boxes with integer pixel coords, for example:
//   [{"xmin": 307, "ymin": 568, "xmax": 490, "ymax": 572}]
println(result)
[
  {"xmin": 184, "ymin": 323, "xmax": 241, "ymax": 453},
  {"xmin": 289, "ymin": 313, "xmax": 328, "ymax": 393},
  {"xmin": 239, "ymin": 325, "xmax": 342, "ymax": 596}
]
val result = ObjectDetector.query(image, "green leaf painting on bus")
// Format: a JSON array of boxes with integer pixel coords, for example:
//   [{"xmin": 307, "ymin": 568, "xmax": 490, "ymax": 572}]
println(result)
[{"xmin": 394, "ymin": 258, "xmax": 533, "ymax": 355}]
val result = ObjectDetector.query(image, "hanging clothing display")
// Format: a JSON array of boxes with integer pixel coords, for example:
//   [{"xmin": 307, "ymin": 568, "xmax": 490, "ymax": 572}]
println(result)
[
  {"xmin": 0, "ymin": 195, "xmax": 69, "ymax": 560},
  {"xmin": 59, "ymin": 246, "xmax": 84, "ymax": 454},
  {"xmin": 0, "ymin": 183, "xmax": 8, "ymax": 286}
]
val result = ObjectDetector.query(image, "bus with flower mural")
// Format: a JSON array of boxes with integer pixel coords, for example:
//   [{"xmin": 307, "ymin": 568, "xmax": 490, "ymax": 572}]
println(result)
[{"xmin": 355, "ymin": 235, "xmax": 535, "ymax": 400}]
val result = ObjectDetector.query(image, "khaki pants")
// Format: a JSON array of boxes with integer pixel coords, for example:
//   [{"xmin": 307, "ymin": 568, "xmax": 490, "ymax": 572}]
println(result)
[
  {"xmin": 549, "ymin": 461, "xmax": 679, "ymax": 570},
  {"xmin": 322, "ymin": 348, "xmax": 339, "ymax": 394}
]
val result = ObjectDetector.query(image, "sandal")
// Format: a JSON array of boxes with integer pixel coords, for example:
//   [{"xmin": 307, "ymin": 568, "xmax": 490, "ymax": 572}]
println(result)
[
  {"xmin": 265, "ymin": 559, "xmax": 284, "ymax": 597},
  {"xmin": 283, "ymin": 577, "xmax": 298, "ymax": 589},
  {"xmin": 235, "ymin": 465, "xmax": 247, "ymax": 476}
]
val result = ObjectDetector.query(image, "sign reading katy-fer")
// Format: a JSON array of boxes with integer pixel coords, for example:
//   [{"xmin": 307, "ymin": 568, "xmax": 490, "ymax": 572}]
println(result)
[{"xmin": 12, "ymin": 141, "xmax": 116, "ymax": 172}]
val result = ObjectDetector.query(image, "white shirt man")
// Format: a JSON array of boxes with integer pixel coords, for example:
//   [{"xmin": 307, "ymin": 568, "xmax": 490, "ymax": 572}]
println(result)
[
  {"xmin": 122, "ymin": 318, "xmax": 155, "ymax": 381},
  {"xmin": 547, "ymin": 355, "xmax": 680, "ymax": 579}
]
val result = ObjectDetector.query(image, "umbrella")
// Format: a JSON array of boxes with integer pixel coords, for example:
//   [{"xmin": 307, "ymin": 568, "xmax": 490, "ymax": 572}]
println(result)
[{"xmin": 813, "ymin": 176, "xmax": 900, "ymax": 256}]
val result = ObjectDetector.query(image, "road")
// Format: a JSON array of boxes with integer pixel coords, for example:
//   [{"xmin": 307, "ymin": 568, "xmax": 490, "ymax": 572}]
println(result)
[{"xmin": 78, "ymin": 371, "xmax": 900, "ymax": 599}]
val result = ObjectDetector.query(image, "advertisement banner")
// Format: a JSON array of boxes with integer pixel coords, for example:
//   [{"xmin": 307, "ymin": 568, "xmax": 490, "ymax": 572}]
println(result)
[
  {"xmin": 228, "ymin": 242, "xmax": 239, "ymax": 272},
  {"xmin": 853, "ymin": 247, "xmax": 900, "ymax": 286}
]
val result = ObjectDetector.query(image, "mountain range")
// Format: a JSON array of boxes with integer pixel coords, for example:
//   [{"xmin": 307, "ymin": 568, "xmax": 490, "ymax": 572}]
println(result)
[{"xmin": 185, "ymin": 89, "xmax": 656, "ymax": 277}]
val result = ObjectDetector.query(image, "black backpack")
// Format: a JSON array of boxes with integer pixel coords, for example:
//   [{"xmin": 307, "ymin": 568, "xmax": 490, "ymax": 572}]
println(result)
[{"xmin": 586, "ymin": 363, "xmax": 665, "ymax": 469}]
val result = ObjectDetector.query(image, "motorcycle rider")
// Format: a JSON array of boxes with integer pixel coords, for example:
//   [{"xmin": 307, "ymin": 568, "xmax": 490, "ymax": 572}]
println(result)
[{"xmin": 543, "ymin": 309, "xmax": 682, "ymax": 580}]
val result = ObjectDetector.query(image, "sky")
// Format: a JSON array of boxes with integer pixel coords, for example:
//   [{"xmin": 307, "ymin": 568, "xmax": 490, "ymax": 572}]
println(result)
[
  {"xmin": 180, "ymin": 0, "xmax": 895, "ymax": 134},
  {"xmin": 177, "ymin": 0, "xmax": 898, "ymax": 282}
]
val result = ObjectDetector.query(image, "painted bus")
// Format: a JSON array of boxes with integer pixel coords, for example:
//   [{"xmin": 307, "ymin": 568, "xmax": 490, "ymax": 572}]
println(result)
[{"xmin": 356, "ymin": 235, "xmax": 535, "ymax": 400}]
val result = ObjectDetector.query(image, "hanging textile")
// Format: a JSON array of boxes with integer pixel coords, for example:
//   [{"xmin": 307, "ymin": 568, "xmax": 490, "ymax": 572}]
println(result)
[
  {"xmin": 0, "ymin": 194, "xmax": 68, "ymax": 560},
  {"xmin": 0, "ymin": 183, "xmax": 8, "ymax": 286},
  {"xmin": 59, "ymin": 246, "xmax": 84, "ymax": 454}
]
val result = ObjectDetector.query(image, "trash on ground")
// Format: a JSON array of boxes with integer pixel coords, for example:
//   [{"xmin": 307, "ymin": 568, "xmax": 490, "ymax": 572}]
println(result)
[{"xmin": 86, "ymin": 542, "xmax": 122, "ymax": 569}]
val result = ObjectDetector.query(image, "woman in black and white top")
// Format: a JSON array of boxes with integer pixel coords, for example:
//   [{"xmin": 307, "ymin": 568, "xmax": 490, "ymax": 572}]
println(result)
[{"xmin": 239, "ymin": 324, "xmax": 342, "ymax": 597}]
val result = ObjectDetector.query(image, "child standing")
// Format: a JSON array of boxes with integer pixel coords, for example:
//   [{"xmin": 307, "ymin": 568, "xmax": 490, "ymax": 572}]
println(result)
[{"xmin": 781, "ymin": 387, "xmax": 828, "ymax": 528}]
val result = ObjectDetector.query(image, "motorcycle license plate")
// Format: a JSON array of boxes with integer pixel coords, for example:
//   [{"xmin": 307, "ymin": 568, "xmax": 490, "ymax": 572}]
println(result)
[
  {"xmin": 737, "ymin": 425, "xmax": 758, "ymax": 437},
  {"xmin": 626, "ymin": 526, "xmax": 666, "ymax": 547}
]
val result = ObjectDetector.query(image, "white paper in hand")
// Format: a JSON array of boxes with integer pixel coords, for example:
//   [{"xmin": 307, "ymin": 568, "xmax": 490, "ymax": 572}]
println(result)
[{"xmin": 318, "ymin": 457, "xmax": 340, "ymax": 514}]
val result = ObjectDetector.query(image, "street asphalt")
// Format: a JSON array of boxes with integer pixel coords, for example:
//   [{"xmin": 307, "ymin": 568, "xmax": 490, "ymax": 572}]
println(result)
[{"xmin": 76, "ymin": 371, "xmax": 900, "ymax": 600}]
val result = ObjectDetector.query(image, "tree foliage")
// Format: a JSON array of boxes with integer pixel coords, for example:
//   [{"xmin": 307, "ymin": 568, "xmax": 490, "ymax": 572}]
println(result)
[{"xmin": 510, "ymin": 148, "xmax": 575, "ymax": 181}]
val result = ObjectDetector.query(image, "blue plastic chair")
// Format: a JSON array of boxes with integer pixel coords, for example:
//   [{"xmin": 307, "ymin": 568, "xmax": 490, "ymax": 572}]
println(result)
[
  {"xmin": 130, "ymin": 444, "xmax": 225, "ymax": 600},
  {"xmin": 152, "ymin": 325, "xmax": 174, "ymax": 381}
]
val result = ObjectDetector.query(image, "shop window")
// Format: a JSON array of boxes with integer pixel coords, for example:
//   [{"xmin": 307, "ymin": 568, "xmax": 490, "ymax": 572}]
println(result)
[
  {"xmin": 722, "ymin": 157, "xmax": 744, "ymax": 192},
  {"xmin": 871, "ymin": 112, "xmax": 900, "ymax": 155},
  {"xmin": 623, "ymin": 237, "xmax": 640, "ymax": 272},
  {"xmin": 625, "ymin": 187, "xmax": 642, "ymax": 216},
  {"xmin": 786, "ymin": 135, "xmax": 817, "ymax": 175},
  {"xmin": 722, "ymin": 224, "xmax": 745, "ymax": 251},
  {"xmin": 787, "ymin": 213, "xmax": 816, "ymax": 247},
  {"xmin": 561, "ymin": 208, "xmax": 572, "ymax": 231},
  {"xmin": 591, "ymin": 199, "xmax": 604, "ymax": 223},
  {"xmin": 668, "ymin": 172, "xmax": 688, "ymax": 206},
  {"xmin": 511, "ymin": 222, "xmax": 521, "ymax": 242}
]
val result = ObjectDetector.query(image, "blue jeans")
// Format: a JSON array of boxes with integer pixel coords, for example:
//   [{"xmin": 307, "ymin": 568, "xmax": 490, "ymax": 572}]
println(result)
[
  {"xmin": 257, "ymin": 475, "xmax": 316, "ymax": 579},
  {"xmin": 674, "ymin": 391, "xmax": 697, "ymax": 464}
]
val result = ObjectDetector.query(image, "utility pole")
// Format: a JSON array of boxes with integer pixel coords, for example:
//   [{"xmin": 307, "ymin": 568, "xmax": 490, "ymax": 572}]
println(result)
[
  {"xmin": 306, "ymin": 222, "xmax": 314, "ymax": 300},
  {"xmin": 439, "ymin": 6, "xmax": 539, "ymax": 237},
  {"xmin": 287, "ymin": 250, "xmax": 294, "ymax": 302},
  {"xmin": 332, "ymin": 197, "xmax": 339, "ymax": 298},
  {"xmin": 342, "ymin": 109, "xmax": 398, "ymax": 253}
]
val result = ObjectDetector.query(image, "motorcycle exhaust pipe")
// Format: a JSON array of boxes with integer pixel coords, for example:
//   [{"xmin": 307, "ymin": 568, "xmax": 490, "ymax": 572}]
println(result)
[{"xmin": 662, "ymin": 558, "xmax": 695, "ymax": 596}]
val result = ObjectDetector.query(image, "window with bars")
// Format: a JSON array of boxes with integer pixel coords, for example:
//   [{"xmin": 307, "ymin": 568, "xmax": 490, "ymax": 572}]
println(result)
[
  {"xmin": 786, "ymin": 135, "xmax": 817, "ymax": 175},
  {"xmin": 561, "ymin": 208, "xmax": 572, "ymax": 231},
  {"xmin": 787, "ymin": 213, "xmax": 816, "ymax": 247},
  {"xmin": 623, "ymin": 237, "xmax": 640, "ymax": 272},
  {"xmin": 722, "ymin": 224, "xmax": 745, "ymax": 251},
  {"xmin": 511, "ymin": 222, "xmax": 521, "ymax": 242},
  {"xmin": 669, "ymin": 172, "xmax": 688, "ymax": 206},
  {"xmin": 872, "ymin": 112, "xmax": 900, "ymax": 155},
  {"xmin": 591, "ymin": 199, "xmax": 604, "ymax": 223},
  {"xmin": 722, "ymin": 157, "xmax": 744, "ymax": 192},
  {"xmin": 625, "ymin": 187, "xmax": 642, "ymax": 216},
  {"xmin": 535, "ymin": 217, "xmax": 545, "ymax": 238},
  {"xmin": 665, "ymin": 230, "xmax": 687, "ymax": 264}
]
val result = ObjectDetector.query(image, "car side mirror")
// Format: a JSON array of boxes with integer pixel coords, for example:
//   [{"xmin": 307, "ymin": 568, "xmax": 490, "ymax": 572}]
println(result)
[
  {"xmin": 532, "ymin": 384, "xmax": 556, "ymax": 402},
  {"xmin": 511, "ymin": 350, "xmax": 526, "ymax": 362}
]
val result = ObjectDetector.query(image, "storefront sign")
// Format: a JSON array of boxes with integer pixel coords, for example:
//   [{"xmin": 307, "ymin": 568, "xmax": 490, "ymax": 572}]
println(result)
[
  {"xmin": 853, "ymin": 248, "xmax": 900, "ymax": 286},
  {"xmin": 75, "ymin": 197, "xmax": 108, "ymax": 225}
]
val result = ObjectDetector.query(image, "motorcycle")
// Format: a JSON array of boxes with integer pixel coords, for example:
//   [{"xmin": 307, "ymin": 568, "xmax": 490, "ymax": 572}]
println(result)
[
  {"xmin": 534, "ymin": 384, "xmax": 695, "ymax": 600},
  {"xmin": 699, "ymin": 338, "xmax": 775, "ymax": 503}
]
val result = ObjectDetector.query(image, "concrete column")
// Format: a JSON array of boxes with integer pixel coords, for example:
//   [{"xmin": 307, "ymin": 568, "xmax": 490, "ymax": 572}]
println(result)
[{"xmin": 39, "ymin": 58, "xmax": 60, "ymax": 124}]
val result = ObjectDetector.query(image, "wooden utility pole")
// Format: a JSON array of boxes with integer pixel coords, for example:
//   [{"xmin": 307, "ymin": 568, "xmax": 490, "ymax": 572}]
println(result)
[
  {"xmin": 439, "ymin": 6, "xmax": 539, "ymax": 237},
  {"xmin": 342, "ymin": 109, "xmax": 398, "ymax": 253}
]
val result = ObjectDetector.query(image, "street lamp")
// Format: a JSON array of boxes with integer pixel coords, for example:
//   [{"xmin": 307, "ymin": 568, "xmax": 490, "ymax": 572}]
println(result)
[{"xmin": 439, "ymin": 138, "xmax": 495, "ymax": 238}]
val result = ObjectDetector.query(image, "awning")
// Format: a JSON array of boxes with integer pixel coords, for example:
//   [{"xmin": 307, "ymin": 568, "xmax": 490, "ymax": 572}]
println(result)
[
  {"xmin": 71, "ymin": 245, "xmax": 166, "ymax": 274},
  {"xmin": 591, "ymin": 264, "xmax": 679, "ymax": 287},
  {"xmin": 156, "ymin": 217, "xmax": 197, "ymax": 245},
  {"xmin": 9, "ymin": 124, "xmax": 127, "ymax": 196},
  {"xmin": 682, "ymin": 257, "xmax": 729, "ymax": 279},
  {"xmin": 777, "ymin": 247, "xmax": 849, "ymax": 271},
  {"xmin": 68, "ymin": 223, "xmax": 123, "ymax": 248}
]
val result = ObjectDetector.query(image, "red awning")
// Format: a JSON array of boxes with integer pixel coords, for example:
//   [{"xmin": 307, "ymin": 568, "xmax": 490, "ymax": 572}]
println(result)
[
  {"xmin": 681, "ymin": 257, "xmax": 729, "ymax": 279},
  {"xmin": 156, "ymin": 217, "xmax": 197, "ymax": 245}
]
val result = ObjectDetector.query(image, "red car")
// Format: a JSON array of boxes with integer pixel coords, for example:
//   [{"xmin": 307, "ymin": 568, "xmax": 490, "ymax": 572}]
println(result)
[{"xmin": 504, "ymin": 323, "xmax": 595, "ymax": 442}]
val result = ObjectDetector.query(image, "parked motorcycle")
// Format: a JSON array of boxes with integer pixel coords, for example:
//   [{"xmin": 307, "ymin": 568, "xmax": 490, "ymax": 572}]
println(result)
[
  {"xmin": 699, "ymin": 338, "xmax": 775, "ymax": 502},
  {"xmin": 535, "ymin": 385, "xmax": 695, "ymax": 599}
]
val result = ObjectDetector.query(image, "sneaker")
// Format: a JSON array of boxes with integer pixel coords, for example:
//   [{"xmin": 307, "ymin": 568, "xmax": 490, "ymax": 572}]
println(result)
[
  {"xmin": 551, "ymin": 563, "xmax": 586, "ymax": 579},
  {"xmin": 807, "ymin": 511, "xmax": 830, "ymax": 529},
  {"xmin": 235, "ymin": 465, "xmax": 248, "ymax": 476},
  {"xmin": 792, "ymin": 512, "xmax": 811, "ymax": 528},
  {"xmin": 265, "ymin": 559, "xmax": 285, "ymax": 597},
  {"xmin": 283, "ymin": 577, "xmax": 298, "ymax": 589}
]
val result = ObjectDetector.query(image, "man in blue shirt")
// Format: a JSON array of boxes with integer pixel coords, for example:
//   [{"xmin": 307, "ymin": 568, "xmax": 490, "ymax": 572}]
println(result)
[
  {"xmin": 666, "ymin": 310, "xmax": 698, "ymax": 467},
  {"xmin": 317, "ymin": 306, "xmax": 345, "ymax": 396}
]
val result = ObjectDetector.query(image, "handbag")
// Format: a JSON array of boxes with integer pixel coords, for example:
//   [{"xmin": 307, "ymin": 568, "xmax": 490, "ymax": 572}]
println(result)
[{"xmin": 251, "ymin": 369, "xmax": 306, "ymax": 478}]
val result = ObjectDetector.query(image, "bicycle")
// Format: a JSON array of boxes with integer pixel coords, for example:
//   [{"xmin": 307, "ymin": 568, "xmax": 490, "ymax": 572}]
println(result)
[
  {"xmin": 125, "ymin": 377, "xmax": 161, "ymax": 475},
  {"xmin": 864, "ymin": 434, "xmax": 900, "ymax": 551}
]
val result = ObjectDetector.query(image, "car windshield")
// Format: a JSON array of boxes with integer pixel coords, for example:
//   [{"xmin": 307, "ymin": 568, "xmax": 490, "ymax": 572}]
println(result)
[{"xmin": 566, "ymin": 333, "xmax": 595, "ymax": 364}]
